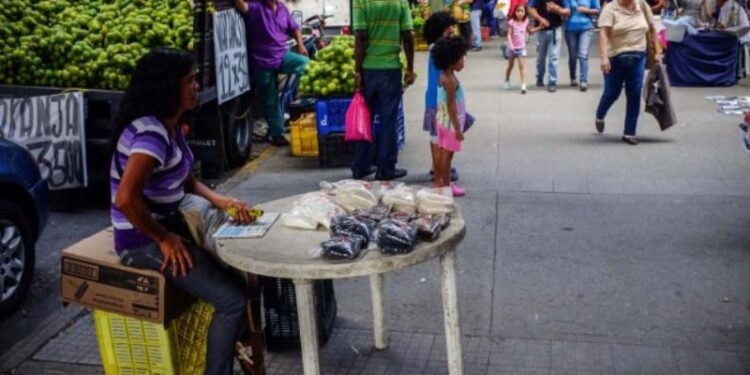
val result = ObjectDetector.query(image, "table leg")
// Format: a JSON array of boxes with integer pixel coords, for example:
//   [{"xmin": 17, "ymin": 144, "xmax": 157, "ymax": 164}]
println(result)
[
  {"xmin": 293, "ymin": 279, "xmax": 321, "ymax": 375},
  {"xmin": 440, "ymin": 251, "xmax": 464, "ymax": 375},
  {"xmin": 369, "ymin": 273, "xmax": 388, "ymax": 349}
]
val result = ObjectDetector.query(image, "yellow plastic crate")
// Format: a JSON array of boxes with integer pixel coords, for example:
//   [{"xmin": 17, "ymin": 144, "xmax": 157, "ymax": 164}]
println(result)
[
  {"xmin": 290, "ymin": 112, "xmax": 319, "ymax": 157},
  {"xmin": 94, "ymin": 300, "xmax": 214, "ymax": 375}
]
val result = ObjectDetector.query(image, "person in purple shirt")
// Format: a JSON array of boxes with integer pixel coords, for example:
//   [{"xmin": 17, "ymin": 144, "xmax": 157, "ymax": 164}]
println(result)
[
  {"xmin": 235, "ymin": 0, "xmax": 309, "ymax": 146},
  {"xmin": 110, "ymin": 49, "xmax": 259, "ymax": 375}
]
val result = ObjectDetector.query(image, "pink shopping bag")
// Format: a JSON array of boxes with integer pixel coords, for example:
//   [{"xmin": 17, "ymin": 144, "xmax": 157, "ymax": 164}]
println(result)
[{"xmin": 344, "ymin": 93, "xmax": 372, "ymax": 142}]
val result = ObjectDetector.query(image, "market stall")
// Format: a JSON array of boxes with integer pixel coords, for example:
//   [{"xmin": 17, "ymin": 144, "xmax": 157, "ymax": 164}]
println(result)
[{"xmin": 664, "ymin": 30, "xmax": 740, "ymax": 86}]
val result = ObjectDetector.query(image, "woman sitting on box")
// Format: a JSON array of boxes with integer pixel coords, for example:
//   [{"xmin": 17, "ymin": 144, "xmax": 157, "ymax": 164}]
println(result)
[{"xmin": 109, "ymin": 48, "xmax": 256, "ymax": 375}]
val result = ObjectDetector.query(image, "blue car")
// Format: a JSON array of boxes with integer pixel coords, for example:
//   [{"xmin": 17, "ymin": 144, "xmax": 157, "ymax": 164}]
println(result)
[{"xmin": 0, "ymin": 138, "xmax": 49, "ymax": 316}]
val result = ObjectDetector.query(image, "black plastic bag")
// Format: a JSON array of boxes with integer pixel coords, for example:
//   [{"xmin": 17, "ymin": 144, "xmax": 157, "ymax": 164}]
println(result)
[
  {"xmin": 353, "ymin": 205, "xmax": 391, "ymax": 223},
  {"xmin": 330, "ymin": 215, "xmax": 374, "ymax": 247},
  {"xmin": 412, "ymin": 215, "xmax": 443, "ymax": 242},
  {"xmin": 375, "ymin": 218, "xmax": 418, "ymax": 255},
  {"xmin": 321, "ymin": 235, "xmax": 366, "ymax": 260}
]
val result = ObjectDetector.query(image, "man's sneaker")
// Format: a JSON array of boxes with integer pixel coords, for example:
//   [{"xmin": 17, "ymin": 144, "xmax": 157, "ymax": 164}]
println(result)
[
  {"xmin": 471, "ymin": 46, "xmax": 482, "ymax": 52},
  {"xmin": 548, "ymin": 84, "xmax": 557, "ymax": 93},
  {"xmin": 536, "ymin": 79, "xmax": 544, "ymax": 88},
  {"xmin": 375, "ymin": 168, "xmax": 408, "ymax": 181},
  {"xmin": 353, "ymin": 166, "xmax": 377, "ymax": 180},
  {"xmin": 580, "ymin": 82, "xmax": 588, "ymax": 92},
  {"xmin": 571, "ymin": 80, "xmax": 578, "ymax": 87},
  {"xmin": 521, "ymin": 84, "xmax": 527, "ymax": 94},
  {"xmin": 503, "ymin": 81, "xmax": 511, "ymax": 90}
]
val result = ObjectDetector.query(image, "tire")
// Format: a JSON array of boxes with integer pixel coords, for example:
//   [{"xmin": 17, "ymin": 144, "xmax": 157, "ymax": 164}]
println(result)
[
  {"xmin": 0, "ymin": 200, "xmax": 35, "ymax": 317},
  {"xmin": 223, "ymin": 96, "xmax": 253, "ymax": 169}
]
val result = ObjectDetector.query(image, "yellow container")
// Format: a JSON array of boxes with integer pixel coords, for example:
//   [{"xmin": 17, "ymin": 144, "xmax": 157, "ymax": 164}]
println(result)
[
  {"xmin": 291, "ymin": 112, "xmax": 319, "ymax": 157},
  {"xmin": 94, "ymin": 300, "xmax": 213, "ymax": 375}
]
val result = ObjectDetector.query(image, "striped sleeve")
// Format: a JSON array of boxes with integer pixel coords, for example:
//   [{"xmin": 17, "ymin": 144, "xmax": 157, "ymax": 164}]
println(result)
[
  {"xmin": 130, "ymin": 131, "xmax": 168, "ymax": 168},
  {"xmin": 400, "ymin": 0, "xmax": 413, "ymax": 31},
  {"xmin": 353, "ymin": 0, "xmax": 367, "ymax": 30}
]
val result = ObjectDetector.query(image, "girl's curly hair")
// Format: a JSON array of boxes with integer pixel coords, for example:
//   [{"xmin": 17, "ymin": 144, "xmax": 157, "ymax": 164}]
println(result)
[
  {"xmin": 110, "ymin": 48, "xmax": 194, "ymax": 153},
  {"xmin": 431, "ymin": 36, "xmax": 469, "ymax": 70},
  {"xmin": 423, "ymin": 11, "xmax": 457, "ymax": 45}
]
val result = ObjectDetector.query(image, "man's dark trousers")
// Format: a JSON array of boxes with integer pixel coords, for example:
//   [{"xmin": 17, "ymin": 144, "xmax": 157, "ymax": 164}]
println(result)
[{"xmin": 351, "ymin": 69, "xmax": 402, "ymax": 177}]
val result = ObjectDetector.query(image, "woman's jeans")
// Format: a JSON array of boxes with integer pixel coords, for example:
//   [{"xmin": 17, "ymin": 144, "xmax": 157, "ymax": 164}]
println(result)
[
  {"xmin": 565, "ymin": 28, "xmax": 594, "ymax": 83},
  {"xmin": 119, "ymin": 242, "xmax": 247, "ymax": 375},
  {"xmin": 470, "ymin": 10, "xmax": 483, "ymax": 48},
  {"xmin": 596, "ymin": 52, "xmax": 646, "ymax": 136}
]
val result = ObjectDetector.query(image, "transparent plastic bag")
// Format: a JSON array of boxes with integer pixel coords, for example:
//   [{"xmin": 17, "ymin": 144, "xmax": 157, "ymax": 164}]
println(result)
[
  {"xmin": 416, "ymin": 188, "xmax": 455, "ymax": 215},
  {"xmin": 382, "ymin": 186, "xmax": 417, "ymax": 213},
  {"xmin": 282, "ymin": 192, "xmax": 345, "ymax": 230},
  {"xmin": 330, "ymin": 215, "xmax": 375, "ymax": 247},
  {"xmin": 321, "ymin": 235, "xmax": 367, "ymax": 260},
  {"xmin": 333, "ymin": 184, "xmax": 378, "ymax": 212}
]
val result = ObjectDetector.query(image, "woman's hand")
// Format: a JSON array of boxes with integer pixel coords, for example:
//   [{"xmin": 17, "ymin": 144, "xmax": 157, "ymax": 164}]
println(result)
[
  {"xmin": 601, "ymin": 57, "xmax": 611, "ymax": 73},
  {"xmin": 216, "ymin": 195, "xmax": 257, "ymax": 224},
  {"xmin": 297, "ymin": 44, "xmax": 309, "ymax": 56},
  {"xmin": 157, "ymin": 232, "xmax": 194, "ymax": 277}
]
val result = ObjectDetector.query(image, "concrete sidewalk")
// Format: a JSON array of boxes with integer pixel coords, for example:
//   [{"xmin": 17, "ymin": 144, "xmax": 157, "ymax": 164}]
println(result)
[{"xmin": 4, "ymin": 40, "xmax": 750, "ymax": 374}]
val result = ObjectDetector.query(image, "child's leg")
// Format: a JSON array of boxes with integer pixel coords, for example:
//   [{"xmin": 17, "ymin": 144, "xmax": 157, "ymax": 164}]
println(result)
[
  {"xmin": 518, "ymin": 56, "xmax": 526, "ymax": 84},
  {"xmin": 505, "ymin": 55, "xmax": 516, "ymax": 81},
  {"xmin": 435, "ymin": 147, "xmax": 450, "ymax": 187},
  {"xmin": 430, "ymin": 141, "xmax": 438, "ymax": 178}
]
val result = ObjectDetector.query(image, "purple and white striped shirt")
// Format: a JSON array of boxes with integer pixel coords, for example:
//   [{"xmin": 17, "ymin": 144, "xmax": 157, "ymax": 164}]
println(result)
[{"xmin": 110, "ymin": 116, "xmax": 193, "ymax": 252}]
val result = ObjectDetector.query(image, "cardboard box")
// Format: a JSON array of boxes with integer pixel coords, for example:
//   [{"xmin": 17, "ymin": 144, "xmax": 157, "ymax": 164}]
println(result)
[{"xmin": 61, "ymin": 229, "xmax": 193, "ymax": 324}]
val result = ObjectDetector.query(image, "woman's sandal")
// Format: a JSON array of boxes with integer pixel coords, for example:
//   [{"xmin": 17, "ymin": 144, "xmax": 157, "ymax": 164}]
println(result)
[{"xmin": 236, "ymin": 341, "xmax": 261, "ymax": 375}]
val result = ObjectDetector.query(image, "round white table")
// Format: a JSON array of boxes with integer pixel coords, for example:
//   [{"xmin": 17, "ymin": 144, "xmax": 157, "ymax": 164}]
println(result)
[{"xmin": 216, "ymin": 195, "xmax": 467, "ymax": 375}]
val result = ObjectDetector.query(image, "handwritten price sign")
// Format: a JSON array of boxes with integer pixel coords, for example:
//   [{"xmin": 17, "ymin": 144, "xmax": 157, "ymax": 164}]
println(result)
[
  {"xmin": 214, "ymin": 9, "xmax": 250, "ymax": 104},
  {"xmin": 0, "ymin": 92, "xmax": 88, "ymax": 190}
]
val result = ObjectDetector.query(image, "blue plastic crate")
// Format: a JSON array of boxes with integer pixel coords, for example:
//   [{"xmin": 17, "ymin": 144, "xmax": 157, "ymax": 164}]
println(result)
[{"xmin": 315, "ymin": 97, "xmax": 352, "ymax": 135}]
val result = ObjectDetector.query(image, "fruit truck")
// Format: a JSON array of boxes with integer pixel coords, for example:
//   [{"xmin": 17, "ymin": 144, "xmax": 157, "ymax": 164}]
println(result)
[{"xmin": 0, "ymin": 0, "xmax": 253, "ymax": 192}]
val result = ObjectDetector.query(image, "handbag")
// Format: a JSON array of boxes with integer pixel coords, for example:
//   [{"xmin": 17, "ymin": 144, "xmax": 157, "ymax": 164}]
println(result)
[{"xmin": 640, "ymin": 0, "xmax": 658, "ymax": 69}]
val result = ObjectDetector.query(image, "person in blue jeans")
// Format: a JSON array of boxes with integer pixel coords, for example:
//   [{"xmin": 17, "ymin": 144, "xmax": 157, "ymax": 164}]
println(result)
[
  {"xmin": 564, "ymin": 0, "xmax": 600, "ymax": 91},
  {"xmin": 595, "ymin": 0, "xmax": 658, "ymax": 145},
  {"xmin": 483, "ymin": 0, "xmax": 499, "ymax": 36},
  {"xmin": 352, "ymin": 0, "xmax": 416, "ymax": 180},
  {"xmin": 528, "ymin": 0, "xmax": 570, "ymax": 92},
  {"xmin": 470, "ymin": 0, "xmax": 485, "ymax": 50}
]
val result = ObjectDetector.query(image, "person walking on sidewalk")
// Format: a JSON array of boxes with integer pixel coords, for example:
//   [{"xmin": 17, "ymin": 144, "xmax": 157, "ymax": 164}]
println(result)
[
  {"xmin": 352, "ymin": 0, "xmax": 416, "ymax": 180},
  {"xmin": 595, "ymin": 0, "xmax": 659, "ymax": 145},
  {"xmin": 423, "ymin": 11, "xmax": 461, "ymax": 182},
  {"xmin": 565, "ymin": 0, "xmax": 600, "ymax": 91},
  {"xmin": 470, "ymin": 0, "xmax": 485, "ymax": 50},
  {"xmin": 235, "ymin": 0, "xmax": 309, "ymax": 146},
  {"xmin": 528, "ymin": 0, "xmax": 570, "ymax": 92},
  {"xmin": 433, "ymin": 36, "xmax": 474, "ymax": 197},
  {"xmin": 504, "ymin": 4, "xmax": 542, "ymax": 93},
  {"xmin": 110, "ymin": 49, "xmax": 258, "ymax": 375}
]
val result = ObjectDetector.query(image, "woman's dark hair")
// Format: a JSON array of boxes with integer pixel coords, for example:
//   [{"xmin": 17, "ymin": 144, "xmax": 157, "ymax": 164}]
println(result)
[
  {"xmin": 110, "ymin": 48, "xmax": 194, "ymax": 152},
  {"xmin": 513, "ymin": 4, "xmax": 529, "ymax": 21},
  {"xmin": 431, "ymin": 36, "xmax": 469, "ymax": 70},
  {"xmin": 423, "ymin": 11, "xmax": 457, "ymax": 44}
]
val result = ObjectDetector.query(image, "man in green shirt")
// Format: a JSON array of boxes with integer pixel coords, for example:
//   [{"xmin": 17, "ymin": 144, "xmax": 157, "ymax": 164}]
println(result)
[{"xmin": 352, "ymin": 0, "xmax": 416, "ymax": 180}]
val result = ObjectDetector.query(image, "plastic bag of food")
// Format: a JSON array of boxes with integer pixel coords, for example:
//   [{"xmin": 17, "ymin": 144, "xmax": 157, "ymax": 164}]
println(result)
[
  {"xmin": 389, "ymin": 211, "xmax": 415, "ymax": 223},
  {"xmin": 375, "ymin": 218, "xmax": 418, "ymax": 255},
  {"xmin": 282, "ymin": 192, "xmax": 345, "ymax": 230},
  {"xmin": 333, "ymin": 184, "xmax": 378, "ymax": 212},
  {"xmin": 416, "ymin": 188, "xmax": 455, "ymax": 215},
  {"xmin": 382, "ymin": 186, "xmax": 417, "ymax": 213},
  {"xmin": 321, "ymin": 235, "xmax": 366, "ymax": 260},
  {"xmin": 369, "ymin": 181, "xmax": 405, "ymax": 199},
  {"xmin": 282, "ymin": 206, "xmax": 319, "ymax": 230},
  {"xmin": 412, "ymin": 215, "xmax": 443, "ymax": 242},
  {"xmin": 330, "ymin": 215, "xmax": 374, "ymax": 247},
  {"xmin": 353, "ymin": 205, "xmax": 391, "ymax": 223}
]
